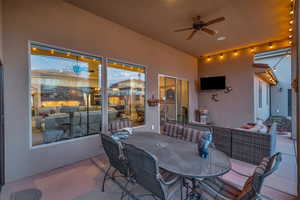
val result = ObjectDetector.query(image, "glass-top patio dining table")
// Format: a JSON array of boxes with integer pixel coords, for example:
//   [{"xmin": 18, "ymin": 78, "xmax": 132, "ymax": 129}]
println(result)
[{"xmin": 123, "ymin": 131, "xmax": 231, "ymax": 179}]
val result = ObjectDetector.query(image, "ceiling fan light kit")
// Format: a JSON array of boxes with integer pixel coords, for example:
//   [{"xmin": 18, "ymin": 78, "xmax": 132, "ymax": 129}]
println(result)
[{"xmin": 174, "ymin": 16, "xmax": 226, "ymax": 40}]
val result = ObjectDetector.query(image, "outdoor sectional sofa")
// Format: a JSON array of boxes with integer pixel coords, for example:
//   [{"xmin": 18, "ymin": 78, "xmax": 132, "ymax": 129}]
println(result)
[{"xmin": 162, "ymin": 121, "xmax": 277, "ymax": 165}]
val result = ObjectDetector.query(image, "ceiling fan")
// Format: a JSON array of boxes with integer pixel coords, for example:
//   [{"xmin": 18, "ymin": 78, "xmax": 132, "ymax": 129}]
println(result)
[{"xmin": 174, "ymin": 16, "xmax": 225, "ymax": 40}]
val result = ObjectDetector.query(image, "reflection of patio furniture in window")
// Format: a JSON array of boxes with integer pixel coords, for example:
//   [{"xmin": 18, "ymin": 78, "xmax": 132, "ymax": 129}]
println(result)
[
  {"xmin": 135, "ymin": 105, "xmax": 144, "ymax": 122},
  {"xmin": 111, "ymin": 105, "xmax": 125, "ymax": 118},
  {"xmin": 43, "ymin": 129, "xmax": 64, "ymax": 144},
  {"xmin": 60, "ymin": 106, "xmax": 79, "ymax": 138},
  {"xmin": 42, "ymin": 109, "xmax": 118, "ymax": 139},
  {"xmin": 177, "ymin": 106, "xmax": 188, "ymax": 124}
]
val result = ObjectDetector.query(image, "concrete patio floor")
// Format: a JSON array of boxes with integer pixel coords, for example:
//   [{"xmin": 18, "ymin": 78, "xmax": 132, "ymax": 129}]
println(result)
[{"xmin": 0, "ymin": 135, "xmax": 297, "ymax": 200}]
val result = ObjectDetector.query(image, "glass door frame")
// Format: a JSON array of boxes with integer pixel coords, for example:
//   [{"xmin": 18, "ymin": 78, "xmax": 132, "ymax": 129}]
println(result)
[{"xmin": 158, "ymin": 74, "xmax": 189, "ymax": 125}]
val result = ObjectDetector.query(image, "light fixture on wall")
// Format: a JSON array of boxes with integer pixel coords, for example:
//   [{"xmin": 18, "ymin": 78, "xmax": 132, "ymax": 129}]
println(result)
[
  {"xmin": 211, "ymin": 94, "xmax": 219, "ymax": 102},
  {"xmin": 224, "ymin": 86, "xmax": 233, "ymax": 94}
]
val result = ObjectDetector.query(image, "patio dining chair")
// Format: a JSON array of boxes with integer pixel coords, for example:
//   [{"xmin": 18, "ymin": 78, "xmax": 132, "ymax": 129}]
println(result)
[
  {"xmin": 101, "ymin": 133, "xmax": 130, "ymax": 192},
  {"xmin": 194, "ymin": 152, "xmax": 282, "ymax": 200},
  {"xmin": 124, "ymin": 143, "xmax": 183, "ymax": 200}
]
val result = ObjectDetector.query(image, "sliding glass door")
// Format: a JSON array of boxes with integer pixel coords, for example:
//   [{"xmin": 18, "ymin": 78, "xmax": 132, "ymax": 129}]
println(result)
[{"xmin": 159, "ymin": 75, "xmax": 189, "ymax": 125}]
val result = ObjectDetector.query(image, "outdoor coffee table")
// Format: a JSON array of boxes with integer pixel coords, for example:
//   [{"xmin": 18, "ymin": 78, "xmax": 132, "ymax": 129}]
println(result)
[{"xmin": 124, "ymin": 131, "xmax": 231, "ymax": 199}]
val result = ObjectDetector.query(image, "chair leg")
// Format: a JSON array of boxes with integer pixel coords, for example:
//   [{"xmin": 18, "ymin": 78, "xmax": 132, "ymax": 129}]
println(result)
[
  {"xmin": 102, "ymin": 165, "xmax": 112, "ymax": 192},
  {"xmin": 120, "ymin": 179, "xmax": 131, "ymax": 200},
  {"xmin": 180, "ymin": 177, "xmax": 183, "ymax": 200},
  {"xmin": 111, "ymin": 168, "xmax": 118, "ymax": 180}
]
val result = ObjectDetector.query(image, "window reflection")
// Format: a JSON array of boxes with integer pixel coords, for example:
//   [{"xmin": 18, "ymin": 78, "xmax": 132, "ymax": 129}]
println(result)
[
  {"xmin": 31, "ymin": 44, "xmax": 102, "ymax": 146},
  {"xmin": 107, "ymin": 60, "xmax": 146, "ymax": 126}
]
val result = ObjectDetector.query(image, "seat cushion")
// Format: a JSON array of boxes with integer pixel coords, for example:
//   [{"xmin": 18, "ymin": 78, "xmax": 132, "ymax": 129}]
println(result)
[
  {"xmin": 163, "ymin": 123, "xmax": 183, "ymax": 138},
  {"xmin": 195, "ymin": 177, "xmax": 241, "ymax": 200},
  {"xmin": 237, "ymin": 157, "xmax": 269, "ymax": 200}
]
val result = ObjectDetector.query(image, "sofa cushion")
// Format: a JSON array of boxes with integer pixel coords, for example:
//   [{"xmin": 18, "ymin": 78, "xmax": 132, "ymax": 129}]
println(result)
[
  {"xmin": 181, "ymin": 127, "xmax": 209, "ymax": 143},
  {"xmin": 237, "ymin": 157, "xmax": 269, "ymax": 200},
  {"xmin": 163, "ymin": 123, "xmax": 183, "ymax": 138}
]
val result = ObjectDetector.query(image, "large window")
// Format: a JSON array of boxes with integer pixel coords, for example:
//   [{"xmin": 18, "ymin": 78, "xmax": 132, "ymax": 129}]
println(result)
[
  {"xmin": 107, "ymin": 60, "xmax": 146, "ymax": 126},
  {"xmin": 30, "ymin": 44, "xmax": 102, "ymax": 146}
]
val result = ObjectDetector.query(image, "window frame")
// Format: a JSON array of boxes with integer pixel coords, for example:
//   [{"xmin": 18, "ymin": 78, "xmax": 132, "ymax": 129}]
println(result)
[
  {"xmin": 28, "ymin": 41, "xmax": 104, "ymax": 148},
  {"xmin": 106, "ymin": 57, "xmax": 147, "ymax": 128},
  {"xmin": 28, "ymin": 41, "xmax": 148, "ymax": 148}
]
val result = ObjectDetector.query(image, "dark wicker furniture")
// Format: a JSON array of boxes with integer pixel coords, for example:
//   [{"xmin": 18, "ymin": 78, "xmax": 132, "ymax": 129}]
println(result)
[{"xmin": 162, "ymin": 122, "xmax": 277, "ymax": 165}]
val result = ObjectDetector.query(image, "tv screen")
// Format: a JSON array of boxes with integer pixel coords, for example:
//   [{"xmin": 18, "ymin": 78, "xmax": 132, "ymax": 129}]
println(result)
[{"xmin": 200, "ymin": 76, "xmax": 226, "ymax": 90}]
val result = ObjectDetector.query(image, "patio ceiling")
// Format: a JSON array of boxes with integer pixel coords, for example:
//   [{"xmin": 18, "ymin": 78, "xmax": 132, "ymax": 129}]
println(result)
[{"xmin": 65, "ymin": 0, "xmax": 290, "ymax": 57}]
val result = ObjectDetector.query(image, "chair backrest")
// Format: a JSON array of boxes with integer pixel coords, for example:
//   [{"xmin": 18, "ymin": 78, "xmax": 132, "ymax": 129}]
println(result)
[
  {"xmin": 124, "ymin": 143, "xmax": 166, "ymax": 200},
  {"xmin": 101, "ymin": 134, "xmax": 128, "ymax": 176},
  {"xmin": 238, "ymin": 152, "xmax": 282, "ymax": 200}
]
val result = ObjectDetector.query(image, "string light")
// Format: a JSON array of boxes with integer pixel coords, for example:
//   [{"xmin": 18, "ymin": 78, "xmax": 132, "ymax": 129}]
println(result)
[
  {"xmin": 66, "ymin": 52, "xmax": 71, "ymax": 56},
  {"xmin": 219, "ymin": 54, "xmax": 224, "ymax": 59},
  {"xmin": 201, "ymin": 2, "xmax": 294, "ymax": 62},
  {"xmin": 233, "ymin": 50, "xmax": 239, "ymax": 56},
  {"xmin": 206, "ymin": 56, "xmax": 212, "ymax": 62},
  {"xmin": 50, "ymin": 49, "xmax": 54, "ymax": 54},
  {"xmin": 268, "ymin": 43, "xmax": 274, "ymax": 49},
  {"xmin": 32, "ymin": 47, "xmax": 37, "ymax": 51}
]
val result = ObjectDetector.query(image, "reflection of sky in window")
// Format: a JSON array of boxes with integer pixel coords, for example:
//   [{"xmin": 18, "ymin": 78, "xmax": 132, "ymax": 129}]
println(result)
[
  {"xmin": 107, "ymin": 67, "xmax": 145, "ymax": 86},
  {"xmin": 31, "ymin": 55, "xmax": 91, "ymax": 78}
]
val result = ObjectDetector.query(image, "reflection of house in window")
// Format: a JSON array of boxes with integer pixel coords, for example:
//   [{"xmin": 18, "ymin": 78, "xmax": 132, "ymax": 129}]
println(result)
[
  {"xmin": 259, "ymin": 81, "xmax": 262, "ymax": 108},
  {"xmin": 108, "ymin": 79, "xmax": 145, "ymax": 125}
]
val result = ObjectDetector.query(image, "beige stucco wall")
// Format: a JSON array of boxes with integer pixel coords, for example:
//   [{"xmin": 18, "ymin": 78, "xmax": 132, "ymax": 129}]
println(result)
[
  {"xmin": 3, "ymin": 0, "xmax": 198, "ymax": 182},
  {"xmin": 198, "ymin": 54, "xmax": 255, "ymax": 128}
]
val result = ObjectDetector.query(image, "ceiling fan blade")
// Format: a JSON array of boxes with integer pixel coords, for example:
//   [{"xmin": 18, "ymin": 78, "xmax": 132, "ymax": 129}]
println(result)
[
  {"xmin": 174, "ymin": 27, "xmax": 194, "ymax": 32},
  {"xmin": 186, "ymin": 30, "xmax": 197, "ymax": 40},
  {"xmin": 204, "ymin": 17, "xmax": 225, "ymax": 26},
  {"xmin": 201, "ymin": 28, "xmax": 216, "ymax": 35}
]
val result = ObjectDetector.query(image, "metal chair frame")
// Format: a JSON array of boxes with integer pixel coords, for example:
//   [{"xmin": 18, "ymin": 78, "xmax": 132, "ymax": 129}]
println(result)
[
  {"xmin": 101, "ymin": 133, "xmax": 130, "ymax": 192},
  {"xmin": 197, "ymin": 152, "xmax": 282, "ymax": 200},
  {"xmin": 124, "ymin": 143, "xmax": 183, "ymax": 200}
]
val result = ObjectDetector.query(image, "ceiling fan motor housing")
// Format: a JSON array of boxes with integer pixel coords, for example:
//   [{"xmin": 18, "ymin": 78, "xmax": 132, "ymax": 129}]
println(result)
[{"xmin": 193, "ymin": 23, "xmax": 205, "ymax": 30}]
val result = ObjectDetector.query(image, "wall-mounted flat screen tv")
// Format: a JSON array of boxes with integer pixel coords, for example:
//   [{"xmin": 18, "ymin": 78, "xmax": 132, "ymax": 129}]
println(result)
[{"xmin": 200, "ymin": 76, "xmax": 226, "ymax": 90}]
